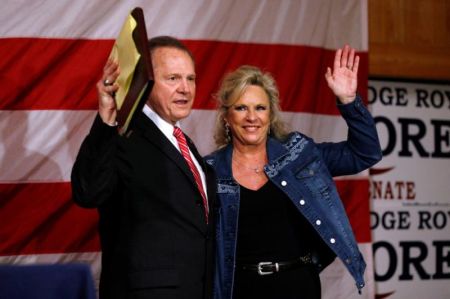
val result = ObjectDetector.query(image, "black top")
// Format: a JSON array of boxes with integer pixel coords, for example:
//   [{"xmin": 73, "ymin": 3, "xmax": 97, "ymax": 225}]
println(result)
[
  {"xmin": 236, "ymin": 181, "xmax": 317, "ymax": 263},
  {"xmin": 233, "ymin": 181, "xmax": 323, "ymax": 299}
]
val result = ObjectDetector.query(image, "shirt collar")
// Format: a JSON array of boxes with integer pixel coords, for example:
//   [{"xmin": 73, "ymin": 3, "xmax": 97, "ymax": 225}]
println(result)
[{"xmin": 142, "ymin": 104, "xmax": 181, "ymax": 141}]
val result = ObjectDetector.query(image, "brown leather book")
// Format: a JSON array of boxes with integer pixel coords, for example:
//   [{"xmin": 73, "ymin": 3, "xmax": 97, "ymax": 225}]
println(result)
[{"xmin": 109, "ymin": 7, "xmax": 153, "ymax": 135}]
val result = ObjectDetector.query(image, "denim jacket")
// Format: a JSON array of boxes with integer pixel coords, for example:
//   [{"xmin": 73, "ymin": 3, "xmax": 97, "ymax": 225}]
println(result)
[{"xmin": 205, "ymin": 96, "xmax": 382, "ymax": 299}]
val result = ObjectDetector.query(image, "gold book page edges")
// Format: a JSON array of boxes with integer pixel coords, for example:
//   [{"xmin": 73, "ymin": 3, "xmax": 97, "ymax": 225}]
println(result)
[
  {"xmin": 108, "ymin": 13, "xmax": 140, "ymax": 111},
  {"xmin": 121, "ymin": 81, "xmax": 149, "ymax": 135}
]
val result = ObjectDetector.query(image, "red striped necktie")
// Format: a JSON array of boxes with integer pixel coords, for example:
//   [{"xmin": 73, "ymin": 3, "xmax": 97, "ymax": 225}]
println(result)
[{"xmin": 173, "ymin": 126, "xmax": 209, "ymax": 223}]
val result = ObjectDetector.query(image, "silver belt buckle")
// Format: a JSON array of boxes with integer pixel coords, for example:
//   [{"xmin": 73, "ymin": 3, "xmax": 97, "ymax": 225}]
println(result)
[{"xmin": 257, "ymin": 261, "xmax": 278, "ymax": 275}]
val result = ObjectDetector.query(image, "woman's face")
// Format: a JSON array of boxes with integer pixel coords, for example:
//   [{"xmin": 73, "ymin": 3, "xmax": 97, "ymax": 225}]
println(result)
[{"xmin": 225, "ymin": 85, "xmax": 271, "ymax": 147}]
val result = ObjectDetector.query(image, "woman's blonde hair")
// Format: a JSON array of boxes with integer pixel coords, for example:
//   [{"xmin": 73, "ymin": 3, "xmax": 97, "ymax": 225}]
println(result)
[{"xmin": 213, "ymin": 65, "xmax": 288, "ymax": 148}]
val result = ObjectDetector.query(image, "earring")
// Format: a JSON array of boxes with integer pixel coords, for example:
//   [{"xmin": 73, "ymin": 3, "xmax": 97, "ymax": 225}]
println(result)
[{"xmin": 225, "ymin": 123, "xmax": 231, "ymax": 143}]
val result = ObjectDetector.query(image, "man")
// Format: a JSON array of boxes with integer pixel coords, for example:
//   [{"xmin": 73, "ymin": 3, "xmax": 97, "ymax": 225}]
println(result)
[{"xmin": 71, "ymin": 36, "xmax": 216, "ymax": 299}]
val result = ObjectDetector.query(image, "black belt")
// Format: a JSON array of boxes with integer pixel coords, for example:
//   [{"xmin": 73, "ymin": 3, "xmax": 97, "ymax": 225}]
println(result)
[{"xmin": 237, "ymin": 254, "xmax": 313, "ymax": 275}]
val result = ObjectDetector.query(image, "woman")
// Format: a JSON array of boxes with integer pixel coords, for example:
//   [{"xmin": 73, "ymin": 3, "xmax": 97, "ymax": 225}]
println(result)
[{"xmin": 205, "ymin": 46, "xmax": 382, "ymax": 299}]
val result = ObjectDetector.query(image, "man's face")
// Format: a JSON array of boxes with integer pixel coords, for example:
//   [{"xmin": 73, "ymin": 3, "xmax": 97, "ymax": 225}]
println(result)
[{"xmin": 148, "ymin": 47, "xmax": 196, "ymax": 124}]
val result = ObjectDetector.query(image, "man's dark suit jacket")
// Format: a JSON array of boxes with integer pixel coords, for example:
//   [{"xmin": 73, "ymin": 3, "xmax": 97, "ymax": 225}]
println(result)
[{"xmin": 71, "ymin": 112, "xmax": 216, "ymax": 299}]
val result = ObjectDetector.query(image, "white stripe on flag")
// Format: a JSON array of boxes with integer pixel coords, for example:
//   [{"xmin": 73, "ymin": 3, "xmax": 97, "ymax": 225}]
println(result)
[
  {"xmin": 1, "ymin": 109, "xmax": 367, "ymax": 182},
  {"xmin": 0, "ymin": 110, "xmax": 96, "ymax": 183},
  {"xmin": 0, "ymin": 0, "xmax": 368, "ymax": 50}
]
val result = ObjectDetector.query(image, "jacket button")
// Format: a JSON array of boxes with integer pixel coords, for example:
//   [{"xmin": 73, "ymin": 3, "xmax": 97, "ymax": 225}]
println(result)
[
  {"xmin": 309, "ymin": 169, "xmax": 314, "ymax": 175},
  {"xmin": 345, "ymin": 258, "xmax": 351, "ymax": 264},
  {"xmin": 299, "ymin": 199, "xmax": 305, "ymax": 205},
  {"xmin": 330, "ymin": 238, "xmax": 336, "ymax": 244},
  {"xmin": 281, "ymin": 180, "xmax": 287, "ymax": 186},
  {"xmin": 315, "ymin": 219, "xmax": 321, "ymax": 225}
]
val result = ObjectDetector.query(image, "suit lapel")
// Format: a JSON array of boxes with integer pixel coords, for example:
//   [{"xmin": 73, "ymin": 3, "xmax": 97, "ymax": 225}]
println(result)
[
  {"xmin": 135, "ymin": 113, "xmax": 197, "ymax": 187},
  {"xmin": 134, "ymin": 113, "xmax": 212, "ymax": 230}
]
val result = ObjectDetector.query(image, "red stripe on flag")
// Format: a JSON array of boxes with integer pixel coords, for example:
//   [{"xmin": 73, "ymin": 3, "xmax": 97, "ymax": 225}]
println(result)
[
  {"xmin": 0, "ymin": 182, "xmax": 100, "ymax": 255},
  {"xmin": 187, "ymin": 40, "xmax": 369, "ymax": 114},
  {"xmin": 0, "ymin": 38, "xmax": 113, "ymax": 110},
  {"xmin": 1, "ymin": 38, "xmax": 368, "ymax": 114},
  {"xmin": 336, "ymin": 179, "xmax": 371, "ymax": 243}
]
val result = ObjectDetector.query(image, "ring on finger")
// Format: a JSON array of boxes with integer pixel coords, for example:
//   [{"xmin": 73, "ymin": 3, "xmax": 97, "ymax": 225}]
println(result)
[{"xmin": 103, "ymin": 79, "xmax": 113, "ymax": 86}]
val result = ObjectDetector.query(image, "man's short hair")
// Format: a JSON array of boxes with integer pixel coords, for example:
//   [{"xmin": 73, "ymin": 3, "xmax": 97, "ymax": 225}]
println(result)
[{"xmin": 148, "ymin": 36, "xmax": 195, "ymax": 63}]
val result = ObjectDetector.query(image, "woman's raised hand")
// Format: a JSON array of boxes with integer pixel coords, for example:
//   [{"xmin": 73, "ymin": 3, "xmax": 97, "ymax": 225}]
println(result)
[{"xmin": 325, "ymin": 45, "xmax": 359, "ymax": 104}]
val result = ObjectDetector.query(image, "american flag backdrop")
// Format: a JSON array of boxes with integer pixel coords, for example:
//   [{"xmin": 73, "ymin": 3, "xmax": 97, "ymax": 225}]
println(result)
[{"xmin": 0, "ymin": 1, "xmax": 373, "ymax": 298}]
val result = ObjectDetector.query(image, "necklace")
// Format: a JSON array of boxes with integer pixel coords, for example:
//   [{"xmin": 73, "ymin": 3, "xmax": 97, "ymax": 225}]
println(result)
[{"xmin": 232, "ymin": 156, "xmax": 266, "ymax": 174}]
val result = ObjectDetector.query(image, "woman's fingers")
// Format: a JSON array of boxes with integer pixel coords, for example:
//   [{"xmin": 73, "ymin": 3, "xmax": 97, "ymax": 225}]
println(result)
[
  {"xmin": 333, "ymin": 48, "xmax": 342, "ymax": 72},
  {"xmin": 347, "ymin": 47, "xmax": 355, "ymax": 69},
  {"xmin": 333, "ymin": 45, "xmax": 360, "ymax": 73},
  {"xmin": 340, "ymin": 45, "xmax": 349, "ymax": 69},
  {"xmin": 352, "ymin": 55, "xmax": 360, "ymax": 74}
]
